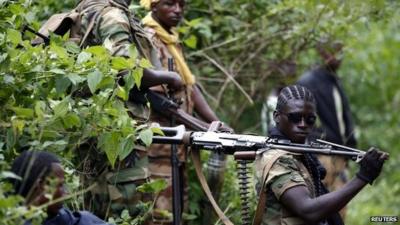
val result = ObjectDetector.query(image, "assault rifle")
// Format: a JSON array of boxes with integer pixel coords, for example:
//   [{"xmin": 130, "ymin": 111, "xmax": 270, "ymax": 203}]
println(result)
[{"xmin": 152, "ymin": 125, "xmax": 366, "ymax": 161}]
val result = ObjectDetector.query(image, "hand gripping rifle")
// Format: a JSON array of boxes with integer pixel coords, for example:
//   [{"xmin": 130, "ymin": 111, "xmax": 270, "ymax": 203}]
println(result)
[{"xmin": 152, "ymin": 125, "xmax": 366, "ymax": 225}]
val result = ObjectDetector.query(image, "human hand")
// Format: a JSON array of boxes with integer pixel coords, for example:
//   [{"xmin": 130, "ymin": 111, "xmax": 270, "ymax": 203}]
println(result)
[
  {"xmin": 219, "ymin": 123, "xmax": 234, "ymax": 133},
  {"xmin": 356, "ymin": 147, "xmax": 389, "ymax": 184}
]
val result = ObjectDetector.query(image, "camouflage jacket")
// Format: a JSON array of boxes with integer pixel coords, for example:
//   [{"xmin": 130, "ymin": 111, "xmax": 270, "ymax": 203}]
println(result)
[
  {"xmin": 255, "ymin": 149, "xmax": 316, "ymax": 225},
  {"xmin": 76, "ymin": 0, "xmax": 164, "ymax": 121},
  {"xmin": 77, "ymin": 0, "xmax": 152, "ymax": 58}
]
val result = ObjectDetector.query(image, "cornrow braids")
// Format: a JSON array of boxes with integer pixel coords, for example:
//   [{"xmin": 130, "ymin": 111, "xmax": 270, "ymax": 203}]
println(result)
[{"xmin": 276, "ymin": 85, "xmax": 316, "ymax": 112}]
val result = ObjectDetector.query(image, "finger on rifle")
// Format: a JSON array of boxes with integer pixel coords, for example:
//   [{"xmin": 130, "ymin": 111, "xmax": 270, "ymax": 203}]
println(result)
[{"xmin": 208, "ymin": 121, "xmax": 222, "ymax": 132}]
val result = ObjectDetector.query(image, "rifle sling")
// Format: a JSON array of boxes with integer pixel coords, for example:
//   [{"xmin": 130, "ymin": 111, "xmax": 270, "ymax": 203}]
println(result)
[
  {"xmin": 252, "ymin": 151, "xmax": 288, "ymax": 225},
  {"xmin": 191, "ymin": 148, "xmax": 234, "ymax": 225}
]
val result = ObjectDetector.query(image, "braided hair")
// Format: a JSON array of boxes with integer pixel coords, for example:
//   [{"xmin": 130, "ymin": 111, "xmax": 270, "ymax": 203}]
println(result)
[
  {"xmin": 275, "ymin": 85, "xmax": 316, "ymax": 112},
  {"xmin": 10, "ymin": 151, "xmax": 60, "ymax": 198},
  {"xmin": 275, "ymin": 85, "xmax": 326, "ymax": 196}
]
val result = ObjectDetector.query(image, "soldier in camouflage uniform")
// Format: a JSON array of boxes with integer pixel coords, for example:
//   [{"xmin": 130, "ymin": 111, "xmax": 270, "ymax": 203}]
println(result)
[
  {"xmin": 139, "ymin": 0, "xmax": 227, "ymax": 224},
  {"xmin": 74, "ymin": 0, "xmax": 187, "ymax": 220},
  {"xmin": 255, "ymin": 85, "xmax": 388, "ymax": 225}
]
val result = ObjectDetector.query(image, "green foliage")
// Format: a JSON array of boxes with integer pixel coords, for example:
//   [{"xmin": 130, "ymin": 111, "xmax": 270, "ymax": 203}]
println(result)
[
  {"xmin": 0, "ymin": 181, "xmax": 45, "ymax": 225},
  {"xmin": 0, "ymin": 0, "xmax": 155, "ymax": 222},
  {"xmin": 0, "ymin": 0, "xmax": 154, "ymax": 164},
  {"xmin": 340, "ymin": 9, "xmax": 400, "ymax": 225}
]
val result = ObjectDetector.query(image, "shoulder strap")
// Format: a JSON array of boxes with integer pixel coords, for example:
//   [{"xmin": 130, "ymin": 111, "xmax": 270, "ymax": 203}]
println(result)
[
  {"xmin": 252, "ymin": 151, "xmax": 288, "ymax": 225},
  {"xmin": 191, "ymin": 148, "xmax": 234, "ymax": 225},
  {"xmin": 78, "ymin": 5, "xmax": 112, "ymax": 48}
]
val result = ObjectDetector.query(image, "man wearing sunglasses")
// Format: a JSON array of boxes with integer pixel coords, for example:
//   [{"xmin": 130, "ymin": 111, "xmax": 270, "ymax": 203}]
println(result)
[{"xmin": 254, "ymin": 85, "xmax": 388, "ymax": 225}]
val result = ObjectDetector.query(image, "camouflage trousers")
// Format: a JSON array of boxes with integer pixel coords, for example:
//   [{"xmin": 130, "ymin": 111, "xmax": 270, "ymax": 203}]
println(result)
[
  {"xmin": 81, "ymin": 156, "xmax": 153, "ymax": 220},
  {"xmin": 318, "ymin": 155, "xmax": 349, "ymax": 219}
]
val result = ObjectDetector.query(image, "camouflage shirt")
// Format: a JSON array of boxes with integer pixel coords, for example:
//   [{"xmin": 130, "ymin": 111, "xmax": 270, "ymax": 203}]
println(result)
[
  {"xmin": 77, "ymin": 0, "xmax": 152, "ymax": 58},
  {"xmin": 77, "ymin": 0, "xmax": 164, "ymax": 120},
  {"xmin": 255, "ymin": 149, "xmax": 316, "ymax": 225}
]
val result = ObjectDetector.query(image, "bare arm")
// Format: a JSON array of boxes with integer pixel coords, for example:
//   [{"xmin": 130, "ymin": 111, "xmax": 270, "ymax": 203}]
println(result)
[
  {"xmin": 281, "ymin": 149, "xmax": 388, "ymax": 223},
  {"xmin": 141, "ymin": 68, "xmax": 183, "ymax": 89},
  {"xmin": 192, "ymin": 84, "xmax": 218, "ymax": 122},
  {"xmin": 281, "ymin": 177, "xmax": 366, "ymax": 223}
]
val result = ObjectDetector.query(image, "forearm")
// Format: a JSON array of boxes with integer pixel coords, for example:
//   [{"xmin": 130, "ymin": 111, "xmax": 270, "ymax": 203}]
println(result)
[
  {"xmin": 192, "ymin": 85, "xmax": 219, "ymax": 122},
  {"xmin": 283, "ymin": 177, "xmax": 367, "ymax": 223},
  {"xmin": 141, "ymin": 68, "xmax": 173, "ymax": 89}
]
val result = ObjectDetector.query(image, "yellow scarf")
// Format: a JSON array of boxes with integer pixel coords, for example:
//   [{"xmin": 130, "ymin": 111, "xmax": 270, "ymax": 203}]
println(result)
[
  {"xmin": 140, "ymin": 0, "xmax": 160, "ymax": 10},
  {"xmin": 142, "ymin": 13, "xmax": 195, "ymax": 85}
]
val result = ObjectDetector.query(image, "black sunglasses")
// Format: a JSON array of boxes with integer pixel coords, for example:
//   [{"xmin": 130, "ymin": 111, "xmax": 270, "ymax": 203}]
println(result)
[{"xmin": 280, "ymin": 112, "xmax": 317, "ymax": 125}]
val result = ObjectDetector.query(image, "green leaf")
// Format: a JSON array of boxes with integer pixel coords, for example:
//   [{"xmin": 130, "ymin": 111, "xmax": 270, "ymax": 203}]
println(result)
[
  {"xmin": 6, "ymin": 128, "xmax": 15, "ymax": 151},
  {"xmin": 10, "ymin": 107, "xmax": 34, "ymax": 118},
  {"xmin": 34, "ymin": 101, "xmax": 45, "ymax": 119},
  {"xmin": 139, "ymin": 58, "xmax": 152, "ymax": 68},
  {"xmin": 87, "ymin": 70, "xmax": 103, "ymax": 94},
  {"xmin": 136, "ymin": 179, "xmax": 167, "ymax": 194},
  {"xmin": 76, "ymin": 51, "xmax": 92, "ymax": 64},
  {"xmin": 104, "ymin": 107, "xmax": 119, "ymax": 117},
  {"xmin": 186, "ymin": 18, "xmax": 203, "ymax": 27},
  {"xmin": 50, "ymin": 44, "xmax": 68, "ymax": 59},
  {"xmin": 62, "ymin": 113, "xmax": 81, "ymax": 129},
  {"xmin": 50, "ymin": 68, "xmax": 66, "ymax": 75},
  {"xmin": 128, "ymin": 44, "xmax": 138, "ymax": 59},
  {"xmin": 55, "ymin": 76, "xmax": 71, "ymax": 94},
  {"xmin": 64, "ymin": 41, "xmax": 81, "ymax": 54},
  {"xmin": 138, "ymin": 128, "xmax": 153, "ymax": 147},
  {"xmin": 3, "ymin": 75, "xmax": 14, "ymax": 84},
  {"xmin": 111, "ymin": 57, "xmax": 132, "ymax": 70},
  {"xmin": 99, "ymin": 132, "xmax": 120, "ymax": 168},
  {"xmin": 53, "ymin": 98, "xmax": 69, "ymax": 117},
  {"xmin": 116, "ymin": 85, "xmax": 128, "ymax": 101},
  {"xmin": 118, "ymin": 136, "xmax": 135, "ymax": 161},
  {"xmin": 0, "ymin": 171, "xmax": 21, "ymax": 180},
  {"xmin": 85, "ymin": 46, "xmax": 108, "ymax": 57},
  {"xmin": 7, "ymin": 29, "xmax": 22, "ymax": 46},
  {"xmin": 12, "ymin": 119, "xmax": 25, "ymax": 134},
  {"xmin": 151, "ymin": 127, "xmax": 164, "ymax": 136},
  {"xmin": 97, "ymin": 76, "xmax": 115, "ymax": 91},
  {"xmin": 133, "ymin": 67, "xmax": 143, "ymax": 89},
  {"xmin": 123, "ymin": 70, "xmax": 134, "ymax": 90},
  {"xmin": 9, "ymin": 3, "xmax": 24, "ymax": 14},
  {"xmin": 67, "ymin": 73, "xmax": 85, "ymax": 85},
  {"xmin": 184, "ymin": 35, "xmax": 197, "ymax": 49}
]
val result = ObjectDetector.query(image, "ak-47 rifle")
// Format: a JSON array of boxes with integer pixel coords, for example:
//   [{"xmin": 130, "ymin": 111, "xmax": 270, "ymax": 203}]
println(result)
[{"xmin": 152, "ymin": 125, "xmax": 366, "ymax": 225}]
